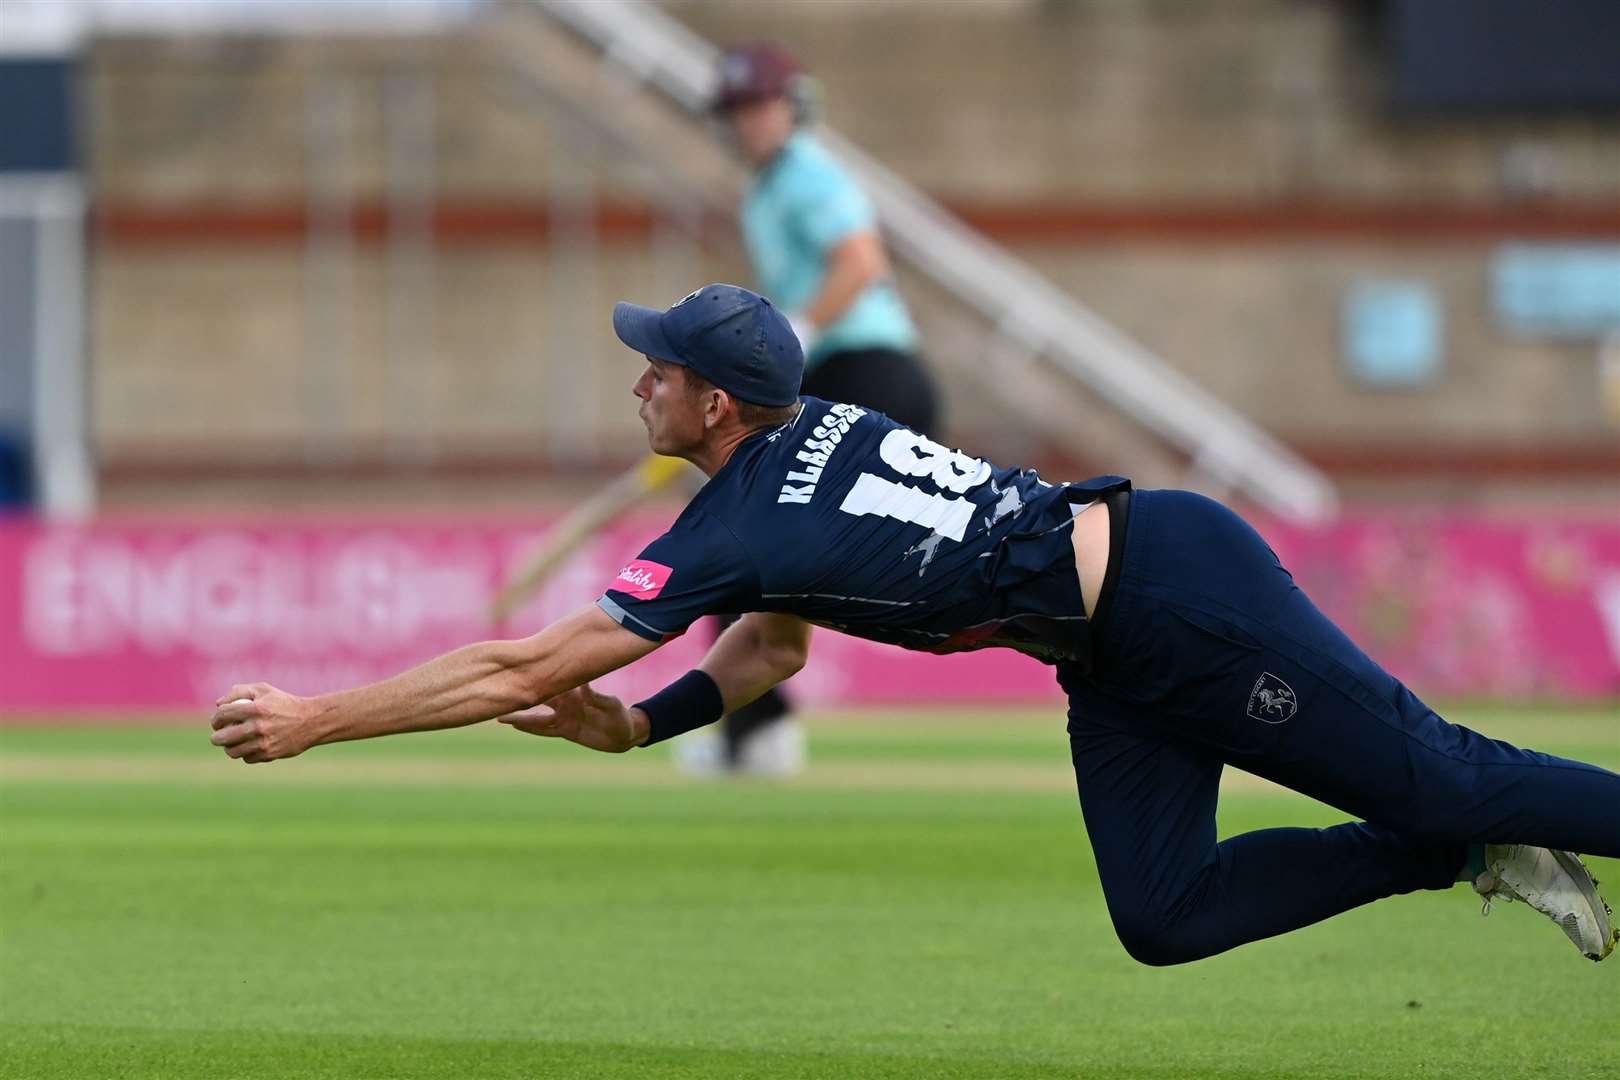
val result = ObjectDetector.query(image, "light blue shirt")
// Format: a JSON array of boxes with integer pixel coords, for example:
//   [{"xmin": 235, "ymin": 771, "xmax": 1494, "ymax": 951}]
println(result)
[{"xmin": 740, "ymin": 132, "xmax": 918, "ymax": 368}]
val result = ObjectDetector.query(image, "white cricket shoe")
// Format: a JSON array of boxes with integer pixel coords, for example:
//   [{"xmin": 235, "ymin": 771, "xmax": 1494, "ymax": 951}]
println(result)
[
  {"xmin": 670, "ymin": 728, "xmax": 727, "ymax": 777},
  {"xmin": 735, "ymin": 717, "xmax": 807, "ymax": 778},
  {"xmin": 1472, "ymin": 845, "xmax": 1617, "ymax": 962}
]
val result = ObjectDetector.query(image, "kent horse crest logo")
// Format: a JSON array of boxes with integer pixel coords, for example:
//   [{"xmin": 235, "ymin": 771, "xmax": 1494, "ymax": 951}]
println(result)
[{"xmin": 1247, "ymin": 672, "xmax": 1298, "ymax": 723}]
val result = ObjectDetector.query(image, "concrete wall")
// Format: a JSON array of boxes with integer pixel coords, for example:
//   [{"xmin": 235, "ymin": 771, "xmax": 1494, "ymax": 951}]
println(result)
[
  {"xmin": 83, "ymin": 2, "xmax": 1620, "ymax": 491},
  {"xmin": 670, "ymin": 0, "xmax": 1620, "ymax": 203},
  {"xmin": 88, "ymin": 6, "xmax": 1620, "ymax": 205},
  {"xmin": 93, "ymin": 241, "xmax": 1614, "ymax": 459}
]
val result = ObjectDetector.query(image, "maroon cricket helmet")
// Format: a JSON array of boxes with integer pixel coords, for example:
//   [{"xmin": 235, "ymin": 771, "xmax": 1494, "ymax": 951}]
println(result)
[{"xmin": 712, "ymin": 42, "xmax": 804, "ymax": 112}]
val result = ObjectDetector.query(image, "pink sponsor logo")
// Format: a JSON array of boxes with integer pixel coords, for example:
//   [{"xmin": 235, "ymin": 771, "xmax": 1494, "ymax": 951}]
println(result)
[{"xmin": 612, "ymin": 559, "xmax": 673, "ymax": 600}]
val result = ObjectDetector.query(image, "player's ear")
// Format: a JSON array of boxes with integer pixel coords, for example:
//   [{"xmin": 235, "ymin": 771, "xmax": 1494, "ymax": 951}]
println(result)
[{"xmin": 704, "ymin": 388, "xmax": 730, "ymax": 430}]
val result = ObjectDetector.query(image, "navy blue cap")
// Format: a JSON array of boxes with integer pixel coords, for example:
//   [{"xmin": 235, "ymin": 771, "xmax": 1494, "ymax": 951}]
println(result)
[{"xmin": 612, "ymin": 284, "xmax": 804, "ymax": 408}]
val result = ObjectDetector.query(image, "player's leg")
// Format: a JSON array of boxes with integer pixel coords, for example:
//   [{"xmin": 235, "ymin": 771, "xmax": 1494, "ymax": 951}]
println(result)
[
  {"xmin": 1061, "ymin": 667, "xmax": 1462, "ymax": 966},
  {"xmin": 800, "ymin": 348, "xmax": 941, "ymax": 437},
  {"xmin": 1079, "ymin": 489, "xmax": 1617, "ymax": 958},
  {"xmin": 1097, "ymin": 489, "xmax": 1620, "ymax": 859}
]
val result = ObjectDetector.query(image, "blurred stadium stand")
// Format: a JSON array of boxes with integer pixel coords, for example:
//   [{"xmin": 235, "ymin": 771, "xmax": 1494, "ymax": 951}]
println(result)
[
  {"xmin": 1389, "ymin": 0, "xmax": 1620, "ymax": 111},
  {"xmin": 0, "ymin": 38, "xmax": 92, "ymax": 515},
  {"xmin": 6, "ymin": 0, "xmax": 1618, "ymax": 511}
]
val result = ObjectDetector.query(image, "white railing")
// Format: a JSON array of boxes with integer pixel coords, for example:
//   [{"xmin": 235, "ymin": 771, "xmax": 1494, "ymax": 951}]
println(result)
[
  {"xmin": 532, "ymin": 0, "xmax": 1337, "ymax": 520},
  {"xmin": 0, "ymin": 174, "xmax": 94, "ymax": 517}
]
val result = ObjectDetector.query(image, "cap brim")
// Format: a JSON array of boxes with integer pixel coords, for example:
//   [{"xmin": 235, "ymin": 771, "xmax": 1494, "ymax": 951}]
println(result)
[{"xmin": 612, "ymin": 302, "xmax": 682, "ymax": 365}]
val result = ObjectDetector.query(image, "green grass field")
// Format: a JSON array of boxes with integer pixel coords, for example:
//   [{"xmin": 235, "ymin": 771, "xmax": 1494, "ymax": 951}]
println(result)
[{"xmin": 2, "ymin": 707, "xmax": 1616, "ymax": 1079}]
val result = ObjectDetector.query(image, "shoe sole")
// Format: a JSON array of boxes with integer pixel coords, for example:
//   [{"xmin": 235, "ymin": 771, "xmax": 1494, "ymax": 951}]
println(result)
[{"xmin": 1549, "ymin": 850, "xmax": 1617, "ymax": 962}]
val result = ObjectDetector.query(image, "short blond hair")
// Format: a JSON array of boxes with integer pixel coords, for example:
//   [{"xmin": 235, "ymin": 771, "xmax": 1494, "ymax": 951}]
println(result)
[{"xmin": 682, "ymin": 370, "xmax": 799, "ymax": 432}]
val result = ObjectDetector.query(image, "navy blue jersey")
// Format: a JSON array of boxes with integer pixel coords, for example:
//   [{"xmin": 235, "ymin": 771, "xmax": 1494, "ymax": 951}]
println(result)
[{"xmin": 599, "ymin": 397, "xmax": 1128, "ymax": 666}]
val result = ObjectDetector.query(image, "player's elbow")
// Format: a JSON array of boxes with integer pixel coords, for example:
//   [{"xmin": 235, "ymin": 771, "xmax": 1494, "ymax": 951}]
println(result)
[
  {"xmin": 832, "ymin": 231, "xmax": 887, "ymax": 288},
  {"xmin": 761, "ymin": 633, "xmax": 809, "ymax": 684},
  {"xmin": 739, "ymin": 613, "xmax": 810, "ymax": 685},
  {"xmin": 776, "ymin": 640, "xmax": 809, "ymax": 681}
]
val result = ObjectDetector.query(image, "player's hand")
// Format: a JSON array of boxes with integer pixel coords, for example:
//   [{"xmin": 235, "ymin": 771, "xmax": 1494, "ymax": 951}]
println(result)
[
  {"xmin": 499, "ymin": 683, "xmax": 646, "ymax": 753},
  {"xmin": 209, "ymin": 684, "xmax": 320, "ymax": 764}
]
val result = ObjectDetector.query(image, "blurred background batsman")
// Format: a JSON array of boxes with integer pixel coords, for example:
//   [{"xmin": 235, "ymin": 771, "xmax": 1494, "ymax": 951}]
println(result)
[{"xmin": 493, "ymin": 42, "xmax": 940, "ymax": 777}]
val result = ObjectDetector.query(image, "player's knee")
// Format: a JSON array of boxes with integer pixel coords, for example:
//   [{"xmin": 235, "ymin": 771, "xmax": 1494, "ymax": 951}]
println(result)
[
  {"xmin": 1109, "ymin": 912, "xmax": 1206, "ymax": 968},
  {"xmin": 1376, "ymin": 778, "xmax": 1487, "ymax": 847},
  {"xmin": 1389, "ymin": 813, "xmax": 1471, "ymax": 848},
  {"xmin": 1377, "ymin": 723, "xmax": 1527, "ymax": 846}
]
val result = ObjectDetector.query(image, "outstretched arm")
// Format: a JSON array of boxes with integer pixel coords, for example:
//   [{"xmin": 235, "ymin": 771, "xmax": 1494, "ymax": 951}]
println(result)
[
  {"xmin": 209, "ymin": 604, "xmax": 660, "ymax": 763},
  {"xmin": 503, "ymin": 612, "xmax": 812, "ymax": 752},
  {"xmin": 696, "ymin": 611, "xmax": 813, "ymax": 714}
]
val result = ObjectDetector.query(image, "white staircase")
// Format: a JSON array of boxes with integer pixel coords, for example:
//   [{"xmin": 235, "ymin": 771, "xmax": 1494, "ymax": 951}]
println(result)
[{"xmin": 521, "ymin": 0, "xmax": 1338, "ymax": 521}]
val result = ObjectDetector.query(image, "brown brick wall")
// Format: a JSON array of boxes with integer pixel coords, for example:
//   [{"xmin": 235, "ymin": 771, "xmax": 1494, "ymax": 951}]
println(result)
[{"xmin": 83, "ymin": 3, "xmax": 1620, "ymax": 487}]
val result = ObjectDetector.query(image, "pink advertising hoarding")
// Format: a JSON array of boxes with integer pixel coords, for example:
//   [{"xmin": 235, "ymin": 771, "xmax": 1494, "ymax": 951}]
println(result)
[
  {"xmin": 1259, "ymin": 515, "xmax": 1620, "ymax": 700},
  {"xmin": 0, "ymin": 513, "xmax": 1059, "ymax": 714},
  {"xmin": 2, "ymin": 509, "xmax": 1618, "ymax": 713}
]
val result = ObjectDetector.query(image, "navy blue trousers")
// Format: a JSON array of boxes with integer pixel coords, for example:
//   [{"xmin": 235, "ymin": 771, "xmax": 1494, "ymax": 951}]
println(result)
[{"xmin": 1057, "ymin": 490, "xmax": 1620, "ymax": 966}]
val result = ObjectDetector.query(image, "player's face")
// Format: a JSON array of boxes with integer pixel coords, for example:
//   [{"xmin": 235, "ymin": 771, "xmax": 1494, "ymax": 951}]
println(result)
[
  {"xmin": 727, "ymin": 96, "xmax": 795, "ymax": 165},
  {"xmin": 633, "ymin": 358, "xmax": 704, "ymax": 455}
]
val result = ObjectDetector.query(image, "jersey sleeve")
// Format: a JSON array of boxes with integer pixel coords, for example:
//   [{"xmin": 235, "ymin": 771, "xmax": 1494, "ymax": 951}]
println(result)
[
  {"xmin": 596, "ymin": 511, "xmax": 758, "ymax": 642},
  {"xmin": 793, "ymin": 163, "xmax": 875, "ymax": 253}
]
